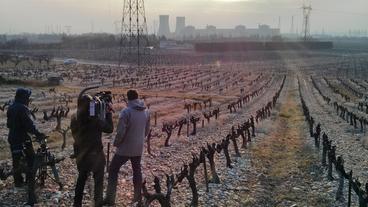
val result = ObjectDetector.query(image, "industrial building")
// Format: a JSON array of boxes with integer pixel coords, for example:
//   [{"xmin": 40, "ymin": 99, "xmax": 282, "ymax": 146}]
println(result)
[
  {"xmin": 157, "ymin": 15, "xmax": 280, "ymax": 41},
  {"xmin": 158, "ymin": 15, "xmax": 171, "ymax": 38},
  {"xmin": 180, "ymin": 24, "xmax": 280, "ymax": 40},
  {"xmin": 175, "ymin": 17, "xmax": 186, "ymax": 36}
]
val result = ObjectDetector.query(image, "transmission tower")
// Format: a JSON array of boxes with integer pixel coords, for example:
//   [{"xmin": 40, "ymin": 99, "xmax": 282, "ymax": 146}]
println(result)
[
  {"xmin": 301, "ymin": 2, "xmax": 312, "ymax": 41},
  {"xmin": 119, "ymin": 0, "xmax": 150, "ymax": 67}
]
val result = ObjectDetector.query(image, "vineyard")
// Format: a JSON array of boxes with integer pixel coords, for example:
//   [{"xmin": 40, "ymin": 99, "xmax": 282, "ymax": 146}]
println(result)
[{"xmin": 0, "ymin": 51, "xmax": 368, "ymax": 206}]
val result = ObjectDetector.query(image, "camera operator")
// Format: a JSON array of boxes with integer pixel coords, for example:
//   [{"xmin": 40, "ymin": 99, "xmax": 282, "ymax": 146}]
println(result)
[
  {"xmin": 7, "ymin": 88, "xmax": 46, "ymax": 206},
  {"xmin": 70, "ymin": 92, "xmax": 113, "ymax": 207}
]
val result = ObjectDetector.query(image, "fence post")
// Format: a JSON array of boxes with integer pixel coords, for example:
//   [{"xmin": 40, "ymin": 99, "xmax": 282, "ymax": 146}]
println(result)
[
  {"xmin": 322, "ymin": 135, "xmax": 328, "ymax": 166},
  {"xmin": 328, "ymin": 146, "xmax": 336, "ymax": 181},
  {"xmin": 187, "ymin": 121, "xmax": 190, "ymax": 137},
  {"xmin": 154, "ymin": 112, "xmax": 157, "ymax": 126},
  {"xmin": 313, "ymin": 133, "xmax": 318, "ymax": 148},
  {"xmin": 202, "ymin": 152, "xmax": 209, "ymax": 193},
  {"xmin": 309, "ymin": 118, "xmax": 314, "ymax": 137},
  {"xmin": 335, "ymin": 156, "xmax": 345, "ymax": 202}
]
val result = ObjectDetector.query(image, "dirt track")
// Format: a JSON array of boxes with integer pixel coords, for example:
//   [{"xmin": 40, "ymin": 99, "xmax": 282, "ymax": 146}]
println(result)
[{"xmin": 240, "ymin": 77, "xmax": 333, "ymax": 206}]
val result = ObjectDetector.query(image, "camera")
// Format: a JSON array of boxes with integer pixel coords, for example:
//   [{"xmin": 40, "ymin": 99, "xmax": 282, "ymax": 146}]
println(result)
[
  {"xmin": 79, "ymin": 87, "xmax": 113, "ymax": 121},
  {"xmin": 90, "ymin": 91, "xmax": 113, "ymax": 120}
]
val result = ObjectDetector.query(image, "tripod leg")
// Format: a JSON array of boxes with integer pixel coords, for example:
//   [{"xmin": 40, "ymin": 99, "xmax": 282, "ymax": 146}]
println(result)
[
  {"xmin": 33, "ymin": 157, "xmax": 43, "ymax": 186},
  {"xmin": 50, "ymin": 163, "xmax": 63, "ymax": 190}
]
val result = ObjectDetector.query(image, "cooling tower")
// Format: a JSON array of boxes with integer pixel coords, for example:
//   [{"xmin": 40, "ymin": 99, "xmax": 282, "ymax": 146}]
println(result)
[
  {"xmin": 175, "ymin": 16, "xmax": 186, "ymax": 35},
  {"xmin": 158, "ymin": 15, "xmax": 170, "ymax": 38}
]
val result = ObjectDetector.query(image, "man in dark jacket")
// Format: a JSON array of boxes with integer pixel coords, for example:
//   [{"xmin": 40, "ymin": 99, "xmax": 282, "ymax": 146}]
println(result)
[
  {"xmin": 7, "ymin": 88, "xmax": 46, "ymax": 205},
  {"xmin": 70, "ymin": 93, "xmax": 113, "ymax": 207}
]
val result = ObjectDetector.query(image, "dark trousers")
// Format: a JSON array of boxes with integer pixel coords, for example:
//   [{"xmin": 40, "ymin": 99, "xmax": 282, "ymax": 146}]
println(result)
[
  {"xmin": 11, "ymin": 143, "xmax": 37, "ymax": 205},
  {"xmin": 74, "ymin": 152, "xmax": 105, "ymax": 207},
  {"xmin": 105, "ymin": 155, "xmax": 142, "ymax": 204}
]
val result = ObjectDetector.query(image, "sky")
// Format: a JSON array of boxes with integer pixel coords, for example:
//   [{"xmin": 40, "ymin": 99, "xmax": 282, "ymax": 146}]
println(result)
[{"xmin": 0, "ymin": 0, "xmax": 367, "ymax": 35}]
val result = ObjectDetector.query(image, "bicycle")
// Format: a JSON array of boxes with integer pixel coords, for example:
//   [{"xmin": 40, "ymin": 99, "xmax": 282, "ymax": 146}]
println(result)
[
  {"xmin": 1, "ymin": 136, "xmax": 64, "ymax": 191},
  {"xmin": 32, "ymin": 136, "xmax": 64, "ymax": 190}
]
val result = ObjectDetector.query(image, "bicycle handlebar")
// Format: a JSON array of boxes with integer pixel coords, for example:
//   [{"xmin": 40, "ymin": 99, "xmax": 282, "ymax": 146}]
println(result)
[{"xmin": 27, "ymin": 136, "xmax": 50, "ymax": 148}]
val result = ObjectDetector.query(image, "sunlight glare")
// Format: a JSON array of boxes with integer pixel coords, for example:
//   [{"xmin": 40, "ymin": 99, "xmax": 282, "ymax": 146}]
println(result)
[{"xmin": 213, "ymin": 0, "xmax": 252, "ymax": 2}]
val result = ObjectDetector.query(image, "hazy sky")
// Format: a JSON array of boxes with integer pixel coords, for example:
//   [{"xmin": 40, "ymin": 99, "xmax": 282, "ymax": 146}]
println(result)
[{"xmin": 0, "ymin": 0, "xmax": 367, "ymax": 35}]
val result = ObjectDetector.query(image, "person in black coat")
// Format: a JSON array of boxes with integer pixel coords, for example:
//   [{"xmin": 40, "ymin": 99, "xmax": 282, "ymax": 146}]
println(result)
[
  {"xmin": 7, "ymin": 88, "xmax": 46, "ymax": 206},
  {"xmin": 70, "ymin": 93, "xmax": 113, "ymax": 207}
]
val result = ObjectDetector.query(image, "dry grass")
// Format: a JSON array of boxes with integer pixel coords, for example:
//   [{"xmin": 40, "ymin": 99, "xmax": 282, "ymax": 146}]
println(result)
[
  {"xmin": 251, "ymin": 89, "xmax": 303, "ymax": 169},
  {"xmin": 0, "ymin": 76, "xmax": 49, "ymax": 87}
]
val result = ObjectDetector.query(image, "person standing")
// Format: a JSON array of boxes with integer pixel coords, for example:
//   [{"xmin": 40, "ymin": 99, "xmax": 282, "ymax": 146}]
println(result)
[
  {"xmin": 70, "ymin": 93, "xmax": 113, "ymax": 207},
  {"xmin": 7, "ymin": 88, "xmax": 46, "ymax": 206},
  {"xmin": 104, "ymin": 90, "xmax": 150, "ymax": 206}
]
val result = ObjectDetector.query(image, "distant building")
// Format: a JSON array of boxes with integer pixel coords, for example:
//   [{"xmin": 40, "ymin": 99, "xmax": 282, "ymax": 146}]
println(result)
[
  {"xmin": 0, "ymin": 35, "xmax": 7, "ymax": 44},
  {"xmin": 159, "ymin": 40, "xmax": 178, "ymax": 49},
  {"xmin": 175, "ymin": 17, "xmax": 186, "ymax": 38},
  {"xmin": 158, "ymin": 15, "xmax": 171, "ymax": 38},
  {"xmin": 158, "ymin": 15, "xmax": 280, "ymax": 41},
  {"xmin": 159, "ymin": 40, "xmax": 193, "ymax": 50},
  {"xmin": 180, "ymin": 24, "xmax": 280, "ymax": 40}
]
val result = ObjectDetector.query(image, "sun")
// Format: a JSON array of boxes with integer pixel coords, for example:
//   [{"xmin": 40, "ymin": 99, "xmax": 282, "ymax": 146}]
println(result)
[{"xmin": 213, "ymin": 0, "xmax": 252, "ymax": 2}]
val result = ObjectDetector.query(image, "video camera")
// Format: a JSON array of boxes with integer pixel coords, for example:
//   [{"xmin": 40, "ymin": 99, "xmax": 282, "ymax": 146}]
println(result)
[
  {"xmin": 91, "ymin": 91, "xmax": 113, "ymax": 120},
  {"xmin": 79, "ymin": 87, "xmax": 113, "ymax": 121}
]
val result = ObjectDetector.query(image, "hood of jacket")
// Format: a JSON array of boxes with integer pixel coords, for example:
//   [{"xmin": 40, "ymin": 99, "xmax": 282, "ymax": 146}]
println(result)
[
  {"xmin": 127, "ymin": 99, "xmax": 146, "ymax": 111},
  {"xmin": 14, "ymin": 88, "xmax": 32, "ymax": 105}
]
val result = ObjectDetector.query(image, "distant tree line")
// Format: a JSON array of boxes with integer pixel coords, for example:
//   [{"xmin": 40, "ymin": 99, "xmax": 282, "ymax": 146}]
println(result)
[{"xmin": 0, "ymin": 33, "xmax": 160, "ymax": 50}]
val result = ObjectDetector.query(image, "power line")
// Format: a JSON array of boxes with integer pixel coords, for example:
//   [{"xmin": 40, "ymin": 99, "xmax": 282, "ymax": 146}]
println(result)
[{"xmin": 313, "ymin": 9, "xmax": 368, "ymax": 17}]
